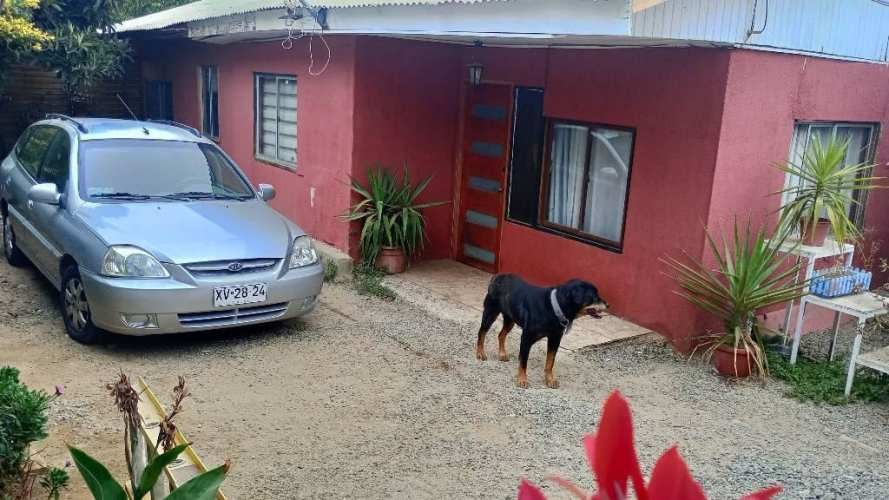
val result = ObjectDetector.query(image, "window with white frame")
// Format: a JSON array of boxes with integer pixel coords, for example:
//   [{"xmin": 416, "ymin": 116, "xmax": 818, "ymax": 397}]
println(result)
[
  {"xmin": 785, "ymin": 122, "xmax": 878, "ymax": 227},
  {"xmin": 199, "ymin": 66, "xmax": 219, "ymax": 139},
  {"xmin": 255, "ymin": 73, "xmax": 297, "ymax": 168}
]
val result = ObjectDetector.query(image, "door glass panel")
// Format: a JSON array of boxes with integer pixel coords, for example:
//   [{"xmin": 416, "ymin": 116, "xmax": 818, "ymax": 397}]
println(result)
[
  {"xmin": 466, "ymin": 210, "xmax": 498, "ymax": 229},
  {"xmin": 471, "ymin": 141, "xmax": 503, "ymax": 158},
  {"xmin": 471, "ymin": 104, "xmax": 506, "ymax": 120},
  {"xmin": 468, "ymin": 176, "xmax": 501, "ymax": 193},
  {"xmin": 463, "ymin": 244, "xmax": 495, "ymax": 264}
]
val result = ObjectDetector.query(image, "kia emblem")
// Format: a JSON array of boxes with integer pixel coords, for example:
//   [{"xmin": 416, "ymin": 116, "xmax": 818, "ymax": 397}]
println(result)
[{"xmin": 227, "ymin": 262, "xmax": 244, "ymax": 272}]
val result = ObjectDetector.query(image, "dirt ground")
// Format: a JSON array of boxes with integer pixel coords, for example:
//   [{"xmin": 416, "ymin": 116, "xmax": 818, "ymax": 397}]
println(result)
[{"xmin": 2, "ymin": 260, "xmax": 889, "ymax": 499}]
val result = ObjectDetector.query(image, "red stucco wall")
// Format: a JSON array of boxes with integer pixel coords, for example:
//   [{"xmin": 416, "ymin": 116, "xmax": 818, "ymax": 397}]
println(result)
[
  {"xmin": 349, "ymin": 37, "xmax": 463, "ymax": 261},
  {"xmin": 709, "ymin": 50, "xmax": 889, "ymax": 333},
  {"xmin": 143, "ymin": 37, "xmax": 358, "ymax": 251}
]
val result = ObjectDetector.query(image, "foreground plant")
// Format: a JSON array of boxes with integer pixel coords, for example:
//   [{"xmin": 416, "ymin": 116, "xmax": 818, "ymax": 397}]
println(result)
[
  {"xmin": 662, "ymin": 219, "xmax": 808, "ymax": 378},
  {"xmin": 69, "ymin": 373, "xmax": 228, "ymax": 499},
  {"xmin": 518, "ymin": 391, "xmax": 783, "ymax": 499}
]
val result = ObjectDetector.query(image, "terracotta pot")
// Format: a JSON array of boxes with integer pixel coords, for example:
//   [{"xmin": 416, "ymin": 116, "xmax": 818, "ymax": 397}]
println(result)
[
  {"xmin": 375, "ymin": 246, "xmax": 407, "ymax": 274},
  {"xmin": 711, "ymin": 344, "xmax": 752, "ymax": 378},
  {"xmin": 800, "ymin": 218, "xmax": 831, "ymax": 246}
]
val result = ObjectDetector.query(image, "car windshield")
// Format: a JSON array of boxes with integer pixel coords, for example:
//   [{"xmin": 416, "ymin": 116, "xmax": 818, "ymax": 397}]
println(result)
[{"xmin": 79, "ymin": 139, "xmax": 254, "ymax": 201}]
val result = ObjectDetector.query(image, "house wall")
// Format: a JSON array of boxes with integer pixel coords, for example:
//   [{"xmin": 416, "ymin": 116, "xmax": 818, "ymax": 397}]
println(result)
[
  {"xmin": 708, "ymin": 50, "xmax": 889, "ymax": 331},
  {"xmin": 140, "ymin": 37, "xmax": 358, "ymax": 251},
  {"xmin": 457, "ymin": 47, "xmax": 733, "ymax": 347},
  {"xmin": 349, "ymin": 37, "xmax": 463, "ymax": 261}
]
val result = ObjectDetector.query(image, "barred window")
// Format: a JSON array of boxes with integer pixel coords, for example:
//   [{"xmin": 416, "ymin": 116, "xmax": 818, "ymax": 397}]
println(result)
[{"xmin": 255, "ymin": 73, "xmax": 297, "ymax": 168}]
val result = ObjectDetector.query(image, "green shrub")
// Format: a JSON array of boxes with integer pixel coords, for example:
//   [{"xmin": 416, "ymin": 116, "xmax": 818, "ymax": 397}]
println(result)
[{"xmin": 0, "ymin": 366, "xmax": 68, "ymax": 498}]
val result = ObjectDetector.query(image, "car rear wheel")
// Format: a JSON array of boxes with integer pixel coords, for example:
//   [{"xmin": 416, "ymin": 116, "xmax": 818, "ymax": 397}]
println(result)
[
  {"xmin": 2, "ymin": 211, "xmax": 28, "ymax": 267},
  {"xmin": 61, "ymin": 266, "xmax": 106, "ymax": 344}
]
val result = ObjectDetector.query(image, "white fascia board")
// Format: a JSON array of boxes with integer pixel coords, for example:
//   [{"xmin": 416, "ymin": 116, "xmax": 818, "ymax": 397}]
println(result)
[{"xmin": 187, "ymin": 0, "xmax": 632, "ymax": 41}]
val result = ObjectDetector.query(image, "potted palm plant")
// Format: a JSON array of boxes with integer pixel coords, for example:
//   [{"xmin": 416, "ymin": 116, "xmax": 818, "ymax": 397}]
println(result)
[
  {"xmin": 775, "ymin": 135, "xmax": 883, "ymax": 246},
  {"xmin": 344, "ymin": 167, "xmax": 448, "ymax": 274},
  {"xmin": 663, "ymin": 220, "xmax": 809, "ymax": 378}
]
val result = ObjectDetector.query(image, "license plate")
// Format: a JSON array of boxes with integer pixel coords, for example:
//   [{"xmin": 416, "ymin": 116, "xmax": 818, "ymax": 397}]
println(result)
[{"xmin": 213, "ymin": 283, "xmax": 267, "ymax": 308}]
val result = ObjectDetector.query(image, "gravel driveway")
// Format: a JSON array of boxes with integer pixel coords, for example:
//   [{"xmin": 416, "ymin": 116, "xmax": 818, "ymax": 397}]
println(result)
[{"xmin": 1, "ymin": 260, "xmax": 888, "ymax": 499}]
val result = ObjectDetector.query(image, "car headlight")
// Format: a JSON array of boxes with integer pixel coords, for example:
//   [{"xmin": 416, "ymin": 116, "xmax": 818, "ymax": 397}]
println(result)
[
  {"xmin": 101, "ymin": 245, "xmax": 170, "ymax": 278},
  {"xmin": 289, "ymin": 235, "xmax": 318, "ymax": 269}
]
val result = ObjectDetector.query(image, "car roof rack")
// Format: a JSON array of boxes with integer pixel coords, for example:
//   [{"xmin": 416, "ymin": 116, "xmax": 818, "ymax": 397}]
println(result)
[
  {"xmin": 45, "ymin": 113, "xmax": 89, "ymax": 133},
  {"xmin": 146, "ymin": 119, "xmax": 202, "ymax": 138}
]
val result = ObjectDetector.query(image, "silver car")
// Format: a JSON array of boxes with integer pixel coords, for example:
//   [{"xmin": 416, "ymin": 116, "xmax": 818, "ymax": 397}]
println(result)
[{"xmin": 0, "ymin": 115, "xmax": 323, "ymax": 343}]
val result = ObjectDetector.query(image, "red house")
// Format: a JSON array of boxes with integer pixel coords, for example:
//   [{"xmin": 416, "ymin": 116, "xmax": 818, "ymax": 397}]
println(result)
[{"xmin": 121, "ymin": 0, "xmax": 889, "ymax": 348}]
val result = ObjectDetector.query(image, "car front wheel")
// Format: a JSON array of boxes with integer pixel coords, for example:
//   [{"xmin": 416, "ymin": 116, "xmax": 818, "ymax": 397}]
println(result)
[
  {"xmin": 2, "ymin": 211, "xmax": 28, "ymax": 267},
  {"xmin": 61, "ymin": 266, "xmax": 105, "ymax": 344}
]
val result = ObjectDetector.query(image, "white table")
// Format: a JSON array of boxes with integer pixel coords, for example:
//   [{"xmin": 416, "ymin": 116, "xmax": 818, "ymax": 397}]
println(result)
[
  {"xmin": 786, "ymin": 292, "xmax": 888, "ymax": 396},
  {"xmin": 770, "ymin": 238, "xmax": 854, "ymax": 337}
]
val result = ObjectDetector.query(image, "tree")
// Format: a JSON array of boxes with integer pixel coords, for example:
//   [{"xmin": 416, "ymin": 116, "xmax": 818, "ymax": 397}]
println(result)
[
  {"xmin": 32, "ymin": 0, "xmax": 131, "ymax": 114},
  {"xmin": 0, "ymin": 0, "xmax": 51, "ymax": 90},
  {"xmin": 115, "ymin": 0, "xmax": 193, "ymax": 21}
]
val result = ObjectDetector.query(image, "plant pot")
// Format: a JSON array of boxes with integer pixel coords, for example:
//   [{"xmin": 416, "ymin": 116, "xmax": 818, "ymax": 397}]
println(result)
[
  {"xmin": 375, "ymin": 246, "xmax": 407, "ymax": 274},
  {"xmin": 712, "ymin": 344, "xmax": 752, "ymax": 378},
  {"xmin": 800, "ymin": 218, "xmax": 830, "ymax": 246}
]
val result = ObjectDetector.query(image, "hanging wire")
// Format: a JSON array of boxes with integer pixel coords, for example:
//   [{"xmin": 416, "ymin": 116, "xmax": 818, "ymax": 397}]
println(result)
[
  {"xmin": 307, "ymin": 30, "xmax": 331, "ymax": 76},
  {"xmin": 279, "ymin": 0, "xmax": 331, "ymax": 76}
]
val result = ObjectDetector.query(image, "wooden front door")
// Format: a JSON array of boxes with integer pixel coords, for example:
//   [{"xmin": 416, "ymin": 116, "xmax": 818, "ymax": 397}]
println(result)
[{"xmin": 456, "ymin": 83, "xmax": 513, "ymax": 273}]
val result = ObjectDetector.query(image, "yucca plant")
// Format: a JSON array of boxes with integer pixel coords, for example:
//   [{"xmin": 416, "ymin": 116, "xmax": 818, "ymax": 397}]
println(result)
[
  {"xmin": 662, "ymin": 219, "xmax": 809, "ymax": 378},
  {"xmin": 343, "ymin": 166, "xmax": 448, "ymax": 264},
  {"xmin": 774, "ymin": 134, "xmax": 883, "ymax": 245}
]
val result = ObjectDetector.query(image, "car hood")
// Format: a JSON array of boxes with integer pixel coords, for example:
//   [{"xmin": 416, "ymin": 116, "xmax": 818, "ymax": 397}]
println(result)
[{"xmin": 74, "ymin": 200, "xmax": 299, "ymax": 264}]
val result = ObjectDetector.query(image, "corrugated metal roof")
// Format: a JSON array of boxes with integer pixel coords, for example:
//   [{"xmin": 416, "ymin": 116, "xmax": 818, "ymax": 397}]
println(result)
[{"xmin": 117, "ymin": 0, "xmax": 508, "ymax": 32}]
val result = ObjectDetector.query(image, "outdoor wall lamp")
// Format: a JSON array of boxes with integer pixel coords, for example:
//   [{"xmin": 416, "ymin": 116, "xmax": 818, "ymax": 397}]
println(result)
[{"xmin": 467, "ymin": 40, "xmax": 484, "ymax": 86}]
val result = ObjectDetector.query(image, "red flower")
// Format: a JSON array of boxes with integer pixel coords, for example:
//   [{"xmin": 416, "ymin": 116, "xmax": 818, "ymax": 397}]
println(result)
[{"xmin": 517, "ymin": 390, "xmax": 783, "ymax": 500}]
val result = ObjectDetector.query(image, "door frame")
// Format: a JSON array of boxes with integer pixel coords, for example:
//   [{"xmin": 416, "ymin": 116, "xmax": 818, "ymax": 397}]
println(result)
[{"xmin": 450, "ymin": 80, "xmax": 515, "ymax": 272}]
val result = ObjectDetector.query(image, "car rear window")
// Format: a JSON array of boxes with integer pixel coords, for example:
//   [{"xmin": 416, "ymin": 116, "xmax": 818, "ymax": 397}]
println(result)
[{"xmin": 79, "ymin": 139, "xmax": 254, "ymax": 200}]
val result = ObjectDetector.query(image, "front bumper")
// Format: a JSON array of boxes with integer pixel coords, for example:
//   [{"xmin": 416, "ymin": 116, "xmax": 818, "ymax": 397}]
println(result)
[{"xmin": 80, "ymin": 262, "xmax": 324, "ymax": 335}]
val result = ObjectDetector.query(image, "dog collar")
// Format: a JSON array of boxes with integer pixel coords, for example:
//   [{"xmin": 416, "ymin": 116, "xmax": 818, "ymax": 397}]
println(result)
[{"xmin": 550, "ymin": 289, "xmax": 572, "ymax": 333}]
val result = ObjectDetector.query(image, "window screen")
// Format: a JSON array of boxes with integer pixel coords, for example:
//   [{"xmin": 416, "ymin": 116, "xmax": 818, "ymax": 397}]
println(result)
[{"xmin": 255, "ymin": 73, "xmax": 297, "ymax": 168}]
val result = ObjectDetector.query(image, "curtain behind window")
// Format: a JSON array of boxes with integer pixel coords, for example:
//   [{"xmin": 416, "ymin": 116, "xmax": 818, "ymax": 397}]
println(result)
[
  {"xmin": 547, "ymin": 124, "xmax": 588, "ymax": 228},
  {"xmin": 584, "ymin": 129, "xmax": 632, "ymax": 242}
]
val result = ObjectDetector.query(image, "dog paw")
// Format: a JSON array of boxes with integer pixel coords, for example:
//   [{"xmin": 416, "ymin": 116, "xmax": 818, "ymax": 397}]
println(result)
[
  {"xmin": 516, "ymin": 378, "xmax": 529, "ymax": 389},
  {"xmin": 545, "ymin": 378, "xmax": 560, "ymax": 389},
  {"xmin": 498, "ymin": 353, "xmax": 509, "ymax": 362},
  {"xmin": 475, "ymin": 350, "xmax": 487, "ymax": 361}
]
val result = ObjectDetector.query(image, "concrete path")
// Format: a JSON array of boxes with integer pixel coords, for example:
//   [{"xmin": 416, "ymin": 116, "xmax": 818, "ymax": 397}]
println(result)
[{"xmin": 385, "ymin": 260, "xmax": 652, "ymax": 352}]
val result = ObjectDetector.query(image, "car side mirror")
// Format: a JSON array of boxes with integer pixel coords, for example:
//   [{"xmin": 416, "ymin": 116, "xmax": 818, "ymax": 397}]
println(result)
[
  {"xmin": 28, "ymin": 183, "xmax": 61, "ymax": 206},
  {"xmin": 258, "ymin": 183, "xmax": 276, "ymax": 202}
]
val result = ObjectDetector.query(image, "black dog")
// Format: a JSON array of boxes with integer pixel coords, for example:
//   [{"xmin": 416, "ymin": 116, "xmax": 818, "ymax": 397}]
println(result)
[{"xmin": 475, "ymin": 274, "xmax": 607, "ymax": 389}]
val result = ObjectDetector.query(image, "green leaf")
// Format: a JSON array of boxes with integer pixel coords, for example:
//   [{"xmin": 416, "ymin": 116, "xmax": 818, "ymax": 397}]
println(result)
[
  {"xmin": 67, "ymin": 445, "xmax": 128, "ymax": 500},
  {"xmin": 165, "ymin": 464, "xmax": 227, "ymax": 500},
  {"xmin": 134, "ymin": 443, "xmax": 190, "ymax": 498}
]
